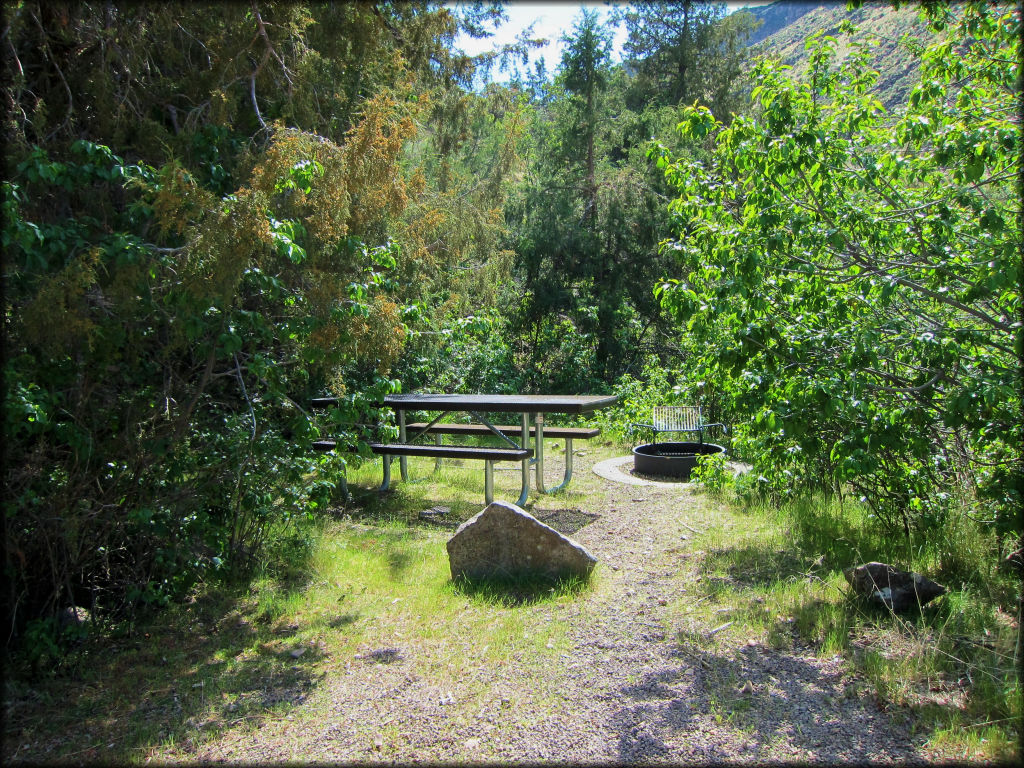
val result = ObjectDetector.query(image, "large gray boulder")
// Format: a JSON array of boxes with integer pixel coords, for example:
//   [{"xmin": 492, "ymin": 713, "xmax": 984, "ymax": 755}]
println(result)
[
  {"xmin": 446, "ymin": 501, "xmax": 597, "ymax": 582},
  {"xmin": 843, "ymin": 562, "xmax": 946, "ymax": 612}
]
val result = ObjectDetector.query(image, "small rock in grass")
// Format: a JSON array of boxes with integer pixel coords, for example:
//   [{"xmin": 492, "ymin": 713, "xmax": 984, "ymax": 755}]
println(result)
[{"xmin": 843, "ymin": 562, "xmax": 946, "ymax": 612}]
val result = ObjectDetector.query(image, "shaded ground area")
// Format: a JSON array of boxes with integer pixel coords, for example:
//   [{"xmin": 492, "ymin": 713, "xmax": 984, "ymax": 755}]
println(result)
[{"xmin": 125, "ymin": 450, "xmax": 925, "ymax": 764}]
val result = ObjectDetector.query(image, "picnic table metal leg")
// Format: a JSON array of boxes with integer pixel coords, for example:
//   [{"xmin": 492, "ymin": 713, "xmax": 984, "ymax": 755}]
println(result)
[
  {"xmin": 531, "ymin": 416, "xmax": 572, "ymax": 494},
  {"xmin": 516, "ymin": 412, "xmax": 530, "ymax": 506},
  {"xmin": 434, "ymin": 434, "xmax": 442, "ymax": 472},
  {"xmin": 398, "ymin": 411, "xmax": 409, "ymax": 481},
  {"xmin": 532, "ymin": 415, "xmax": 548, "ymax": 493},
  {"xmin": 339, "ymin": 463, "xmax": 351, "ymax": 502},
  {"xmin": 535, "ymin": 414, "xmax": 547, "ymax": 493},
  {"xmin": 485, "ymin": 460, "xmax": 494, "ymax": 504},
  {"xmin": 545, "ymin": 437, "xmax": 574, "ymax": 493}
]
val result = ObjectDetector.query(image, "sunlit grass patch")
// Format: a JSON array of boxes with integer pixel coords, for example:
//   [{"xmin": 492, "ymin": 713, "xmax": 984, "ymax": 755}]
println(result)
[
  {"xmin": 292, "ymin": 511, "xmax": 588, "ymax": 661},
  {"xmin": 668, "ymin": 488, "xmax": 1020, "ymax": 762},
  {"xmin": 704, "ymin": 492, "xmax": 1021, "ymax": 762},
  {"xmin": 925, "ymin": 722, "xmax": 1020, "ymax": 763},
  {"xmin": 340, "ymin": 446, "xmax": 589, "ymax": 524},
  {"xmin": 344, "ymin": 455, "xmax": 494, "ymax": 519}
]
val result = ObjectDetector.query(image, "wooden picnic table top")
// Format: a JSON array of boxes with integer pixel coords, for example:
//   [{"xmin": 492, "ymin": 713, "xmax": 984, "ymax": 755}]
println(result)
[{"xmin": 381, "ymin": 393, "xmax": 619, "ymax": 414}]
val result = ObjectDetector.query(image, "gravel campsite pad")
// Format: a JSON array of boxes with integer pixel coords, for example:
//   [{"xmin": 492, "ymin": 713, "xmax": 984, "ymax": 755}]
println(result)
[{"xmin": 156, "ymin": 450, "xmax": 927, "ymax": 765}]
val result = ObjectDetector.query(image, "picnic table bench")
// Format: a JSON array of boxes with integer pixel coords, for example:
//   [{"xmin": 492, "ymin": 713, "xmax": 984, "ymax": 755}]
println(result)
[{"xmin": 405, "ymin": 422, "xmax": 598, "ymax": 482}]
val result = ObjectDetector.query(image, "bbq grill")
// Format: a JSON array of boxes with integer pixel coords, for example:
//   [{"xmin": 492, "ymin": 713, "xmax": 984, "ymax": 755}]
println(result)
[{"xmin": 631, "ymin": 441, "xmax": 726, "ymax": 480}]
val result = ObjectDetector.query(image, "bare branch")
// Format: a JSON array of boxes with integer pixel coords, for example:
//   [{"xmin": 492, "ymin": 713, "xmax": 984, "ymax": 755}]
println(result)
[
  {"xmin": 862, "ymin": 369, "xmax": 944, "ymax": 395},
  {"xmin": 249, "ymin": 70, "xmax": 266, "ymax": 129},
  {"xmin": 251, "ymin": 2, "xmax": 293, "ymax": 95}
]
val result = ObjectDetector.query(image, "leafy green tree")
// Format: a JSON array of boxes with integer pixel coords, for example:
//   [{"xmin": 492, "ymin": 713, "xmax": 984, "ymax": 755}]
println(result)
[
  {"xmin": 2, "ymin": 2, "xmax": 474, "ymax": 153},
  {"xmin": 559, "ymin": 8, "xmax": 614, "ymax": 218},
  {"xmin": 1, "ymin": 1, "xmax": 524, "ymax": 647},
  {"xmin": 653, "ymin": 3, "xmax": 1020, "ymax": 546},
  {"xmin": 622, "ymin": 1, "xmax": 759, "ymax": 119},
  {"xmin": 391, "ymin": 81, "xmax": 531, "ymax": 391}
]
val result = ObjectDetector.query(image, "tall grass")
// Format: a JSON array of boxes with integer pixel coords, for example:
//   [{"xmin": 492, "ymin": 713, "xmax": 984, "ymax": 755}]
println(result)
[{"xmin": 690, "ymin": 484, "xmax": 1021, "ymax": 762}]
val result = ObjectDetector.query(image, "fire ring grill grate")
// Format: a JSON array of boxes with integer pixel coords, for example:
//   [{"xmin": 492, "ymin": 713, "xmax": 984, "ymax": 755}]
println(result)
[{"xmin": 632, "ymin": 441, "xmax": 726, "ymax": 480}]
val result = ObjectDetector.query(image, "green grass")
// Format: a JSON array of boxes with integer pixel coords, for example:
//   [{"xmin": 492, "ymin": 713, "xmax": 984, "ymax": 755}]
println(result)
[
  {"xmin": 2, "ymin": 448, "xmax": 598, "ymax": 763},
  {"xmin": 4, "ymin": 445, "xmax": 1018, "ymax": 764},
  {"xmin": 338, "ymin": 448, "xmax": 587, "ymax": 523},
  {"xmin": 680, "ymin": 486, "xmax": 1021, "ymax": 763}
]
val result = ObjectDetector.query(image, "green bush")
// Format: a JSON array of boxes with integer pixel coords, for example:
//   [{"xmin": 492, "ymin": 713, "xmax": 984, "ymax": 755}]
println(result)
[
  {"xmin": 2, "ymin": 133, "xmax": 411, "ymax": 648},
  {"xmin": 691, "ymin": 451, "xmax": 733, "ymax": 494},
  {"xmin": 652, "ymin": 3, "xmax": 1021, "ymax": 539}
]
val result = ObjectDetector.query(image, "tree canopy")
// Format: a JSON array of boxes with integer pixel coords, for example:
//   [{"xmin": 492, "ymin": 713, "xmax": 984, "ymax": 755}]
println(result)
[
  {"xmin": 652, "ymin": 2, "xmax": 1020, "ymax": 539},
  {"xmin": 2, "ymin": 1, "xmax": 524, "ymax": 628},
  {"xmin": 2, "ymin": 0, "xmax": 1018, "ymax": 662}
]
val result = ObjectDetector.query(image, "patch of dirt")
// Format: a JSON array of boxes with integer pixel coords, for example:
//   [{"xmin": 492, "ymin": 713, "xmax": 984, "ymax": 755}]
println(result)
[{"xmin": 533, "ymin": 507, "xmax": 600, "ymax": 536}]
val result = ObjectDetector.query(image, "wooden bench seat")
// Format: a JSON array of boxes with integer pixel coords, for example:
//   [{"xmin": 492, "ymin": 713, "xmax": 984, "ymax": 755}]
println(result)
[
  {"xmin": 370, "ymin": 443, "xmax": 532, "ymax": 504},
  {"xmin": 405, "ymin": 423, "xmax": 599, "ymax": 439},
  {"xmin": 368, "ymin": 443, "xmax": 532, "ymax": 462},
  {"xmin": 314, "ymin": 440, "xmax": 531, "ymax": 461}
]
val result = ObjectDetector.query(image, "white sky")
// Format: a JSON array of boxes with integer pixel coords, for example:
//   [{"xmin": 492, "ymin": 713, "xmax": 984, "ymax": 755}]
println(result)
[
  {"xmin": 453, "ymin": 2, "xmax": 627, "ymax": 69},
  {"xmin": 450, "ymin": 1, "xmax": 769, "ymax": 81}
]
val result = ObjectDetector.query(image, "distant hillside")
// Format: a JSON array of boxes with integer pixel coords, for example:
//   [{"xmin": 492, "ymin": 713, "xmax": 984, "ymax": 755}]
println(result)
[
  {"xmin": 736, "ymin": 1, "xmax": 941, "ymax": 111},
  {"xmin": 742, "ymin": 1, "xmax": 823, "ymax": 46}
]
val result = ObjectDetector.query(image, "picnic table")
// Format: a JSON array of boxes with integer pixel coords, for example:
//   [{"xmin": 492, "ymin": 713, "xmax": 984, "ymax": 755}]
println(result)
[{"xmin": 314, "ymin": 393, "xmax": 617, "ymax": 505}]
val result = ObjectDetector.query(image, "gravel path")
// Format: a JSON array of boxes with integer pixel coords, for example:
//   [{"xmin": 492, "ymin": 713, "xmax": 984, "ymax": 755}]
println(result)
[{"xmin": 185, "ymin": 452, "xmax": 927, "ymax": 764}]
